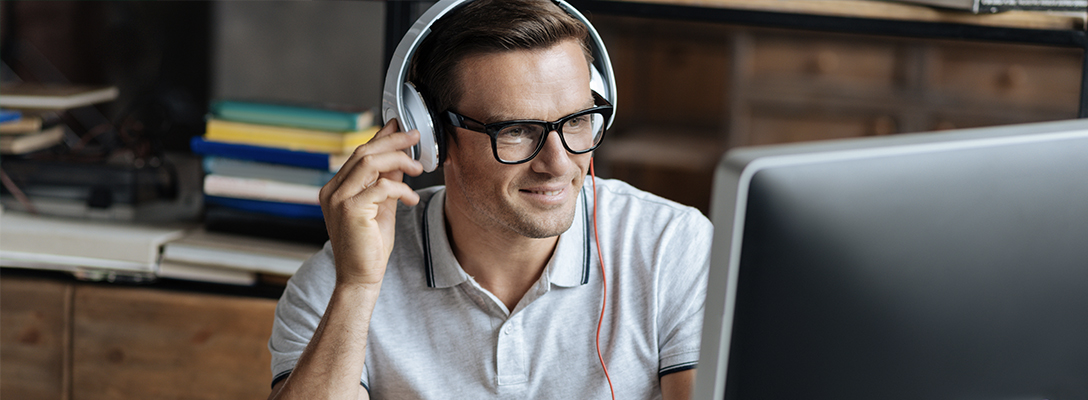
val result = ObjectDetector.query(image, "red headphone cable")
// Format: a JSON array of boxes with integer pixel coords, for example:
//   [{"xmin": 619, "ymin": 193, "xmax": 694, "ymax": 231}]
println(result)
[{"xmin": 590, "ymin": 159, "xmax": 616, "ymax": 400}]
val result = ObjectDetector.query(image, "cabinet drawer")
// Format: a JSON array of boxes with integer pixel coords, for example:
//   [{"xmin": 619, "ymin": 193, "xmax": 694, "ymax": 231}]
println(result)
[
  {"xmin": 1, "ymin": 276, "xmax": 69, "ymax": 400},
  {"xmin": 598, "ymin": 132, "xmax": 724, "ymax": 213},
  {"xmin": 642, "ymin": 34, "xmax": 730, "ymax": 128},
  {"xmin": 742, "ymin": 105, "xmax": 899, "ymax": 146},
  {"xmin": 746, "ymin": 32, "xmax": 906, "ymax": 94},
  {"xmin": 597, "ymin": 15, "xmax": 731, "ymax": 129},
  {"xmin": 927, "ymin": 41, "xmax": 1081, "ymax": 111},
  {"xmin": 928, "ymin": 110, "xmax": 1074, "ymax": 132},
  {"xmin": 72, "ymin": 285, "xmax": 277, "ymax": 400}
]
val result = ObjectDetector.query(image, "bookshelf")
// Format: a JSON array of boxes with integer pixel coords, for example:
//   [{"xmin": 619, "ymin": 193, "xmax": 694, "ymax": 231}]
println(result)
[{"xmin": 565, "ymin": 0, "xmax": 1088, "ymax": 117}]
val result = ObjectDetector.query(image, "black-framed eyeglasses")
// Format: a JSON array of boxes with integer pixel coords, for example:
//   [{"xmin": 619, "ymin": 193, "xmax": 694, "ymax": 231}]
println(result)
[{"xmin": 444, "ymin": 91, "xmax": 613, "ymax": 165}]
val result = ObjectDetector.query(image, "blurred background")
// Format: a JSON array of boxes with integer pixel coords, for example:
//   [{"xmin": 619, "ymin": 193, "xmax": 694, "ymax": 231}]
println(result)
[
  {"xmin": 0, "ymin": 2, "xmax": 1083, "ymax": 399},
  {"xmin": 2, "ymin": 1, "xmax": 1082, "ymax": 213}
]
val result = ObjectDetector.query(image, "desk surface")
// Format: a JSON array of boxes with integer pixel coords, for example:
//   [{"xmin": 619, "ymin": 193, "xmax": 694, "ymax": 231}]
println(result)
[{"xmin": 616, "ymin": 0, "xmax": 1088, "ymax": 31}]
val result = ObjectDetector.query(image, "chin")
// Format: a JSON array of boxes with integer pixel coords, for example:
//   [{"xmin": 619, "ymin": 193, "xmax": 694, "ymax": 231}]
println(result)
[{"xmin": 509, "ymin": 204, "xmax": 578, "ymax": 239}]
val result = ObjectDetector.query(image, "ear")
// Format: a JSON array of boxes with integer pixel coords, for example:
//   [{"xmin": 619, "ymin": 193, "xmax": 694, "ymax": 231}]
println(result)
[{"xmin": 441, "ymin": 132, "xmax": 457, "ymax": 166}]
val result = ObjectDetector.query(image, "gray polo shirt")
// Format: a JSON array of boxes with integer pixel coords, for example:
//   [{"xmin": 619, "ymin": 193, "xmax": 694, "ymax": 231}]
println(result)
[{"xmin": 270, "ymin": 177, "xmax": 712, "ymax": 399}]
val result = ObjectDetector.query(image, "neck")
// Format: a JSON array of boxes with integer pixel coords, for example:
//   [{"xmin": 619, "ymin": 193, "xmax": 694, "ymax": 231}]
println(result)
[{"xmin": 444, "ymin": 201, "xmax": 559, "ymax": 312}]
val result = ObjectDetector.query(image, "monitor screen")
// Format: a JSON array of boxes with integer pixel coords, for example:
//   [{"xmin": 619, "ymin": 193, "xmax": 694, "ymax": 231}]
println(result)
[{"xmin": 693, "ymin": 119, "xmax": 1088, "ymax": 400}]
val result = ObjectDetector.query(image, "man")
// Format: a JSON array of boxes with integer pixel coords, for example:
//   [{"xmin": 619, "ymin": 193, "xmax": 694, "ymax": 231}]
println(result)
[{"xmin": 268, "ymin": 1, "xmax": 712, "ymax": 399}]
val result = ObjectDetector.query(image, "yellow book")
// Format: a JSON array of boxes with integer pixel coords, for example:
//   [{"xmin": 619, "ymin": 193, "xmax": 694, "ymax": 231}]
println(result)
[
  {"xmin": 204, "ymin": 119, "xmax": 377, "ymax": 154},
  {"xmin": 0, "ymin": 115, "xmax": 44, "ymax": 134}
]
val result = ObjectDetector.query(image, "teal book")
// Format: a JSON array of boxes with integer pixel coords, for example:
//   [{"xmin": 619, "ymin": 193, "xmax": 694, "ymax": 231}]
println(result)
[{"xmin": 210, "ymin": 100, "xmax": 375, "ymax": 132}]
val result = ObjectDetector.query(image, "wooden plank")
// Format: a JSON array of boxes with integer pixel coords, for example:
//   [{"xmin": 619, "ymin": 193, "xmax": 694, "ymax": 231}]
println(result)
[
  {"xmin": 0, "ymin": 275, "xmax": 71, "ymax": 400},
  {"xmin": 598, "ymin": 132, "xmax": 725, "ymax": 213},
  {"xmin": 613, "ymin": 0, "xmax": 1087, "ymax": 30},
  {"xmin": 71, "ymin": 285, "xmax": 277, "ymax": 400},
  {"xmin": 926, "ymin": 40, "xmax": 1083, "ymax": 111}
]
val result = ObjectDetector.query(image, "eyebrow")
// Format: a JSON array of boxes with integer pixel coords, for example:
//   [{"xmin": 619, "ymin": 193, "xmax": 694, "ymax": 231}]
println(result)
[{"xmin": 480, "ymin": 97, "xmax": 597, "ymax": 124}]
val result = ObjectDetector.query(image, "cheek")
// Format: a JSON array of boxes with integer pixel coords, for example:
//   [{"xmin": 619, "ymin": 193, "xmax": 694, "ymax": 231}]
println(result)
[{"xmin": 447, "ymin": 138, "xmax": 508, "ymax": 191}]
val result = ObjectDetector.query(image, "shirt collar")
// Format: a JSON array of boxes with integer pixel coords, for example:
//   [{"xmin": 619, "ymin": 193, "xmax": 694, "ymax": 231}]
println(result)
[{"xmin": 422, "ymin": 185, "xmax": 591, "ymax": 289}]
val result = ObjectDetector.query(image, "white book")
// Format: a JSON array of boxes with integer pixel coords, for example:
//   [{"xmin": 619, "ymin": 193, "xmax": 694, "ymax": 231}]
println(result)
[
  {"xmin": 158, "ymin": 259, "xmax": 258, "ymax": 286},
  {"xmin": 0, "ymin": 211, "xmax": 188, "ymax": 273},
  {"xmin": 161, "ymin": 230, "xmax": 321, "ymax": 276},
  {"xmin": 0, "ymin": 84, "xmax": 120, "ymax": 110},
  {"xmin": 203, "ymin": 156, "xmax": 335, "ymax": 186},
  {"xmin": 203, "ymin": 174, "xmax": 321, "ymax": 205}
]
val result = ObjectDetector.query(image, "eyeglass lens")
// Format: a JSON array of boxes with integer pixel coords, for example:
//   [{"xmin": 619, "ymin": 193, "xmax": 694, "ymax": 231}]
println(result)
[{"xmin": 494, "ymin": 112, "xmax": 606, "ymax": 162}]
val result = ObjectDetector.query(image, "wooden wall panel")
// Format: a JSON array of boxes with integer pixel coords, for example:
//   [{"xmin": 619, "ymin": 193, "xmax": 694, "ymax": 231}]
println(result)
[
  {"xmin": 600, "ymin": 17, "xmax": 732, "ymax": 130},
  {"xmin": 0, "ymin": 276, "xmax": 71, "ymax": 400},
  {"xmin": 745, "ymin": 105, "xmax": 899, "ymax": 146},
  {"xmin": 71, "ymin": 285, "xmax": 276, "ymax": 400},
  {"xmin": 747, "ymin": 33, "xmax": 906, "ymax": 96},
  {"xmin": 927, "ymin": 41, "xmax": 1082, "ymax": 112},
  {"xmin": 598, "ymin": 132, "xmax": 724, "ymax": 213}
]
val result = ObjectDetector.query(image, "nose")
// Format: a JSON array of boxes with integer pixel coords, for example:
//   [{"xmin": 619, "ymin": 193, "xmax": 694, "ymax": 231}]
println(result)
[{"xmin": 529, "ymin": 130, "xmax": 573, "ymax": 176}]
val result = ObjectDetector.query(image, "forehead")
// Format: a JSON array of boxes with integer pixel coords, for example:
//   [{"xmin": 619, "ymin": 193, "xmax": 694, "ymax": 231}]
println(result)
[{"xmin": 454, "ymin": 39, "xmax": 593, "ymax": 123}]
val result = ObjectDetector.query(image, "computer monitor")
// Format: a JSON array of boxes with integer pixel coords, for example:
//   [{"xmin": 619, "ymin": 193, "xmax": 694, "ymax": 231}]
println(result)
[{"xmin": 693, "ymin": 119, "xmax": 1088, "ymax": 400}]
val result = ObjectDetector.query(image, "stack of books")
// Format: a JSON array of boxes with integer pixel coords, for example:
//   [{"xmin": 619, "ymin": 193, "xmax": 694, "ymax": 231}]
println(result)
[
  {"xmin": 159, "ymin": 229, "xmax": 322, "ymax": 285},
  {"xmin": 0, "ymin": 83, "xmax": 119, "ymax": 155},
  {"xmin": 192, "ymin": 100, "xmax": 377, "ymax": 244},
  {"xmin": 0, "ymin": 209, "xmax": 188, "ymax": 282},
  {"xmin": 0, "ymin": 84, "xmax": 185, "ymax": 221},
  {"xmin": 0, "ymin": 109, "xmax": 65, "ymax": 155}
]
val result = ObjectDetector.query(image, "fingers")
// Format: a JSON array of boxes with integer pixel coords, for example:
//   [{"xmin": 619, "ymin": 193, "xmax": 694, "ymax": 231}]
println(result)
[
  {"xmin": 338, "ymin": 120, "xmax": 421, "ymax": 174},
  {"xmin": 321, "ymin": 174, "xmax": 420, "ymax": 218},
  {"xmin": 321, "ymin": 119, "xmax": 425, "ymax": 210},
  {"xmin": 353, "ymin": 119, "xmax": 418, "ymax": 159},
  {"xmin": 323, "ymin": 149, "xmax": 424, "ymax": 204},
  {"xmin": 361, "ymin": 176, "xmax": 421, "ymax": 207}
]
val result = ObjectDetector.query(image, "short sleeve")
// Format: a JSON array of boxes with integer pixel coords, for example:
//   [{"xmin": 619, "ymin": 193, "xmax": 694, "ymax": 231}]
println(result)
[
  {"xmin": 268, "ymin": 242, "xmax": 337, "ymax": 383},
  {"xmin": 656, "ymin": 210, "xmax": 713, "ymax": 376}
]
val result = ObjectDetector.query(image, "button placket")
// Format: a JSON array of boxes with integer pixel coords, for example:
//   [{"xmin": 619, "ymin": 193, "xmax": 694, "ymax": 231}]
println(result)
[{"xmin": 495, "ymin": 317, "xmax": 527, "ymax": 385}]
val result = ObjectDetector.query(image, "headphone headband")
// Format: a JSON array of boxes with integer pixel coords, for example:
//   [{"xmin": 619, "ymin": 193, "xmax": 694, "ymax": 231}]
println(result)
[{"xmin": 381, "ymin": 0, "xmax": 617, "ymax": 172}]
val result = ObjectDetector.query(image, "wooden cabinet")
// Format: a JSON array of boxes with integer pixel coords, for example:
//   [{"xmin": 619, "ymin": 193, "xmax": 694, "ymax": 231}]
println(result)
[
  {"xmin": 1, "ymin": 274, "xmax": 278, "ymax": 400},
  {"xmin": 590, "ymin": 14, "xmax": 1083, "ymax": 213},
  {"xmin": 1, "ymin": 277, "xmax": 70, "ymax": 400}
]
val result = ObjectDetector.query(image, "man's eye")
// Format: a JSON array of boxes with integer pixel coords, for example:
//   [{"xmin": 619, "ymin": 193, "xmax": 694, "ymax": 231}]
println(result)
[{"xmin": 497, "ymin": 125, "xmax": 537, "ymax": 144}]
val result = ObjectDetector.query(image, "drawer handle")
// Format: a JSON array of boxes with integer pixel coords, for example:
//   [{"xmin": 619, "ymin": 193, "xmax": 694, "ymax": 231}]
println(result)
[
  {"xmin": 998, "ymin": 65, "xmax": 1027, "ymax": 90},
  {"xmin": 871, "ymin": 116, "xmax": 897, "ymax": 136},
  {"xmin": 811, "ymin": 50, "xmax": 840, "ymax": 75}
]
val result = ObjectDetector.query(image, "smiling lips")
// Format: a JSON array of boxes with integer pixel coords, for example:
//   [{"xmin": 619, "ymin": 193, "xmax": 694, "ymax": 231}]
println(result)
[{"xmin": 525, "ymin": 189, "xmax": 563, "ymax": 196}]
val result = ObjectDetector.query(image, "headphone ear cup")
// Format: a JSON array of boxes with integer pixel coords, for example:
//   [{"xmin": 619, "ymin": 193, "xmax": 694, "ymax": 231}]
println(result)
[
  {"xmin": 429, "ymin": 102, "xmax": 447, "ymax": 167},
  {"xmin": 402, "ymin": 82, "xmax": 441, "ymax": 172}
]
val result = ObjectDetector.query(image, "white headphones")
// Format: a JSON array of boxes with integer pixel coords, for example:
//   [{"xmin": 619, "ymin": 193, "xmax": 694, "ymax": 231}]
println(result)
[{"xmin": 381, "ymin": 0, "xmax": 618, "ymax": 173}]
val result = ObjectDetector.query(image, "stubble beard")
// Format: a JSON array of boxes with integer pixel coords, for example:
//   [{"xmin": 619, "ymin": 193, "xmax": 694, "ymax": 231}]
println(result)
[{"xmin": 473, "ymin": 185, "xmax": 580, "ymax": 239}]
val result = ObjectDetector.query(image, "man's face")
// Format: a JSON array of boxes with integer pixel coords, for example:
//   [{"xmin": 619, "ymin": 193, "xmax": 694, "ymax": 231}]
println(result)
[{"xmin": 443, "ymin": 39, "xmax": 594, "ymax": 239}]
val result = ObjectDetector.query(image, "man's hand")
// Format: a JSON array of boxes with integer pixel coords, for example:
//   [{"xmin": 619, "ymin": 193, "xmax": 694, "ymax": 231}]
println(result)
[
  {"xmin": 319, "ymin": 119, "xmax": 424, "ymax": 287},
  {"xmin": 270, "ymin": 120, "xmax": 424, "ymax": 400}
]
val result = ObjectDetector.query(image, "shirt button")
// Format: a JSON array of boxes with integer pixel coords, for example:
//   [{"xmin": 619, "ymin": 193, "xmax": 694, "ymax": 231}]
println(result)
[{"xmin": 503, "ymin": 326, "xmax": 513, "ymax": 335}]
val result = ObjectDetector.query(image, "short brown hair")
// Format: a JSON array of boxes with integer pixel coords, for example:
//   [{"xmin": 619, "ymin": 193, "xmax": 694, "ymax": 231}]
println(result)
[{"xmin": 408, "ymin": 0, "xmax": 591, "ymax": 121}]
